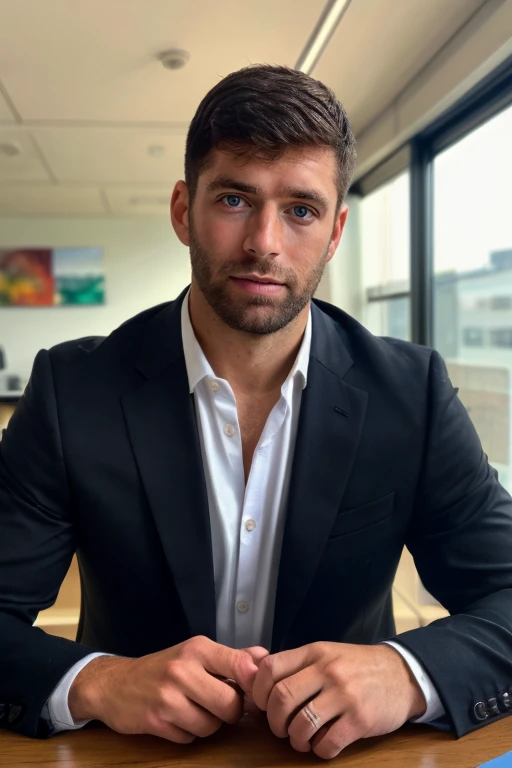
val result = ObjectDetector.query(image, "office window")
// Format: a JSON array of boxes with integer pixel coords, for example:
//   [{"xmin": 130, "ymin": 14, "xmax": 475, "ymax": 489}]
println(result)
[
  {"xmin": 433, "ymin": 104, "xmax": 512, "ymax": 490},
  {"xmin": 359, "ymin": 172, "xmax": 410, "ymax": 340},
  {"xmin": 490, "ymin": 329, "xmax": 512, "ymax": 348},
  {"xmin": 463, "ymin": 328, "xmax": 484, "ymax": 347}
]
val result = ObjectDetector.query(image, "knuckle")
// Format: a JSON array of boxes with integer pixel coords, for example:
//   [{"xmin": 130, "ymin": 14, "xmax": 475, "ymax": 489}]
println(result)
[
  {"xmin": 342, "ymin": 682, "xmax": 360, "ymax": 709},
  {"xmin": 352, "ymin": 708, "xmax": 372, "ymax": 734},
  {"xmin": 235, "ymin": 648, "xmax": 253, "ymax": 671},
  {"xmin": 165, "ymin": 659, "xmax": 186, "ymax": 685},
  {"xmin": 274, "ymin": 679, "xmax": 296, "ymax": 706},
  {"xmin": 324, "ymin": 661, "xmax": 344, "ymax": 686},
  {"xmin": 307, "ymin": 641, "xmax": 328, "ymax": 660},
  {"xmin": 259, "ymin": 654, "xmax": 275, "ymax": 678},
  {"xmin": 183, "ymin": 635, "xmax": 207, "ymax": 656}
]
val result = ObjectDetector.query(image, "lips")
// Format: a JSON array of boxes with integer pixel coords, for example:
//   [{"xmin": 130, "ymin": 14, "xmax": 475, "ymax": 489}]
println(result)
[
  {"xmin": 232, "ymin": 275, "xmax": 283, "ymax": 285},
  {"xmin": 230, "ymin": 276, "xmax": 286, "ymax": 295}
]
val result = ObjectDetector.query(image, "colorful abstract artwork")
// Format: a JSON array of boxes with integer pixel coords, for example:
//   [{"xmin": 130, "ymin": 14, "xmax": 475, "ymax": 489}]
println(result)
[{"xmin": 0, "ymin": 247, "xmax": 105, "ymax": 306}]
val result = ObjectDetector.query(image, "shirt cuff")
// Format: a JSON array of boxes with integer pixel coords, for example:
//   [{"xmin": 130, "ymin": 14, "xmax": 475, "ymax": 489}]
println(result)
[
  {"xmin": 46, "ymin": 652, "xmax": 115, "ymax": 733},
  {"xmin": 382, "ymin": 640, "xmax": 446, "ymax": 723}
]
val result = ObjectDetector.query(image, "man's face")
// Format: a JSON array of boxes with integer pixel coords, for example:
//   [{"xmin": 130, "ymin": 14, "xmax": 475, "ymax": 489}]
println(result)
[{"xmin": 175, "ymin": 145, "xmax": 347, "ymax": 335}]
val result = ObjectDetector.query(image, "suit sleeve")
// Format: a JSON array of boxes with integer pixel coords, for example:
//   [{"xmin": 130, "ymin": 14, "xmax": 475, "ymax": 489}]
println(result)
[
  {"xmin": 393, "ymin": 349, "xmax": 512, "ymax": 737},
  {"xmin": 0, "ymin": 350, "xmax": 99, "ymax": 738}
]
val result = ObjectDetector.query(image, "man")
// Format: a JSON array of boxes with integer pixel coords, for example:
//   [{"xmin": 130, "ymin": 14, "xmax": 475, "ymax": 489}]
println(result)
[{"xmin": 0, "ymin": 65, "xmax": 511, "ymax": 761}]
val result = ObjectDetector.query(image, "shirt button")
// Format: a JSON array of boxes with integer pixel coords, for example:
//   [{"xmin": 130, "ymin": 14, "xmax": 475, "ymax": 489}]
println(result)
[
  {"xmin": 224, "ymin": 424, "xmax": 235, "ymax": 437},
  {"xmin": 210, "ymin": 380, "xmax": 219, "ymax": 391},
  {"xmin": 245, "ymin": 519, "xmax": 256, "ymax": 532},
  {"xmin": 237, "ymin": 601, "xmax": 249, "ymax": 613}
]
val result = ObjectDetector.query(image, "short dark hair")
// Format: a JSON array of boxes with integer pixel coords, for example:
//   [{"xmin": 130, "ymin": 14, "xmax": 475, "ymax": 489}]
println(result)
[{"xmin": 185, "ymin": 64, "xmax": 356, "ymax": 208}]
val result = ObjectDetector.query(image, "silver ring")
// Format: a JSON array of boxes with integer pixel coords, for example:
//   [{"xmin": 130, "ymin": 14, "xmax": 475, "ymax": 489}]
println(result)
[{"xmin": 302, "ymin": 701, "xmax": 321, "ymax": 730}]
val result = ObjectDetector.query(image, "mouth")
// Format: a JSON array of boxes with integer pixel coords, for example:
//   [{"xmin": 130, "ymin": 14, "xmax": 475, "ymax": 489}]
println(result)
[
  {"xmin": 232, "ymin": 274, "xmax": 284, "ymax": 285},
  {"xmin": 229, "ymin": 275, "xmax": 286, "ymax": 296}
]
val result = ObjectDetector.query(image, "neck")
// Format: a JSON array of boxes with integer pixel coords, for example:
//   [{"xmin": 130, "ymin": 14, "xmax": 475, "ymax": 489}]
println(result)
[{"xmin": 188, "ymin": 282, "xmax": 309, "ymax": 396}]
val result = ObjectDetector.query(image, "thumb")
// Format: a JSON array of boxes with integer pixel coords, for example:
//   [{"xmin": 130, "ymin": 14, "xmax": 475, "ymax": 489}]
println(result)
[{"xmin": 242, "ymin": 646, "xmax": 270, "ymax": 666}]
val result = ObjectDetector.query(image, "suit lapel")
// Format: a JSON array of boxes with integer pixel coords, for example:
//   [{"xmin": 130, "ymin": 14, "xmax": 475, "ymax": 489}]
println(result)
[
  {"xmin": 272, "ymin": 304, "xmax": 368, "ymax": 651},
  {"xmin": 121, "ymin": 291, "xmax": 217, "ymax": 641}
]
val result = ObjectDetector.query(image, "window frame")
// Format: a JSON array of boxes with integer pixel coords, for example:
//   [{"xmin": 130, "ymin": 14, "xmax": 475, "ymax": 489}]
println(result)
[{"xmin": 350, "ymin": 53, "xmax": 512, "ymax": 347}]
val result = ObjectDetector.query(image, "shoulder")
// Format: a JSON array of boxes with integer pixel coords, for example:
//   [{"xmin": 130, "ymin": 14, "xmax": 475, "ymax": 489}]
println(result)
[
  {"xmin": 47, "ymin": 301, "xmax": 173, "ymax": 366},
  {"xmin": 312, "ymin": 298, "xmax": 435, "ymax": 381}
]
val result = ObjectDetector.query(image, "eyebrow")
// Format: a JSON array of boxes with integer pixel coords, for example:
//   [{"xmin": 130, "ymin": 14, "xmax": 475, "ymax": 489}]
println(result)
[{"xmin": 205, "ymin": 176, "xmax": 330, "ymax": 212}]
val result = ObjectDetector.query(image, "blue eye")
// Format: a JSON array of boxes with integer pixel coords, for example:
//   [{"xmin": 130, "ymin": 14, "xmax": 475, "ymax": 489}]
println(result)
[
  {"xmin": 293, "ymin": 205, "xmax": 309, "ymax": 218},
  {"xmin": 226, "ymin": 195, "xmax": 241, "ymax": 207}
]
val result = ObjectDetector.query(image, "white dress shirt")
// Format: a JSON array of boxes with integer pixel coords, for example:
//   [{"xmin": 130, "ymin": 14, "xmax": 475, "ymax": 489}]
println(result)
[{"xmin": 46, "ymin": 290, "xmax": 445, "ymax": 731}]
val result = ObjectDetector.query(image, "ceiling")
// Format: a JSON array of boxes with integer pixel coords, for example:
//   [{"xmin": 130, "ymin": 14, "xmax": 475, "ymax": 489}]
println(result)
[{"xmin": 0, "ymin": 0, "xmax": 489, "ymax": 217}]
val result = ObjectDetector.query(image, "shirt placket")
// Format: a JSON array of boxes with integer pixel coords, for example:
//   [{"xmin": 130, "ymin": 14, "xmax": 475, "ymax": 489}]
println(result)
[{"xmin": 234, "ymin": 395, "xmax": 289, "ymax": 648}]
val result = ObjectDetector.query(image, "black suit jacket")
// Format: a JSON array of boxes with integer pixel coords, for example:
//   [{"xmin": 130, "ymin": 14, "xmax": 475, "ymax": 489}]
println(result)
[{"xmin": 1, "ymin": 288, "xmax": 512, "ymax": 739}]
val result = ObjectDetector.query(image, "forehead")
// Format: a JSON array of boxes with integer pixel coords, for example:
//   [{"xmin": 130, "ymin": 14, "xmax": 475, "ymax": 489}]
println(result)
[{"xmin": 198, "ymin": 145, "xmax": 338, "ymax": 200}]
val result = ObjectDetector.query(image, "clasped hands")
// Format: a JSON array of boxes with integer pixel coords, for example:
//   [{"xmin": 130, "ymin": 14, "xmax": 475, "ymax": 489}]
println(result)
[
  {"xmin": 247, "ymin": 640, "xmax": 426, "ymax": 759},
  {"xmin": 70, "ymin": 637, "xmax": 426, "ymax": 761}
]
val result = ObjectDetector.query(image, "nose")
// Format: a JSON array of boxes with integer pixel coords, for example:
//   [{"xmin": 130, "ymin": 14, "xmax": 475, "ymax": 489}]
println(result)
[{"xmin": 242, "ymin": 205, "xmax": 282, "ymax": 260}]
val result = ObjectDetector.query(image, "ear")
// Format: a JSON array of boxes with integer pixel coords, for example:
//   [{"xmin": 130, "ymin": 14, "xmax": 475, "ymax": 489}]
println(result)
[
  {"xmin": 170, "ymin": 180, "xmax": 190, "ymax": 246},
  {"xmin": 326, "ymin": 203, "xmax": 349, "ymax": 263}
]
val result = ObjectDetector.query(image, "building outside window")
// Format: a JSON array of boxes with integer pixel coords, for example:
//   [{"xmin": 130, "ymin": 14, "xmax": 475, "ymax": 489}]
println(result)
[{"xmin": 433, "ymin": 104, "xmax": 512, "ymax": 491}]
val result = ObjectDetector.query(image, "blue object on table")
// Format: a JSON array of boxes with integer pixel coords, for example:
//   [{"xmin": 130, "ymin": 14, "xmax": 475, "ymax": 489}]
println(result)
[{"xmin": 479, "ymin": 751, "xmax": 512, "ymax": 767}]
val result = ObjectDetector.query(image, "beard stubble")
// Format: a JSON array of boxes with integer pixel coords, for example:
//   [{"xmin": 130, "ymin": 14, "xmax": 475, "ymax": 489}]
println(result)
[{"xmin": 189, "ymin": 225, "xmax": 329, "ymax": 335}]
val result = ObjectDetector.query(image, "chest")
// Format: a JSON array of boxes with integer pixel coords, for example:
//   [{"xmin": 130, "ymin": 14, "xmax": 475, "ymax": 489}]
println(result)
[{"xmin": 236, "ymin": 392, "xmax": 281, "ymax": 481}]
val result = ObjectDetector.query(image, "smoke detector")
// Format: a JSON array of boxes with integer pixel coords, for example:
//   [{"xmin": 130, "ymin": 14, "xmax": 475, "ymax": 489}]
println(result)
[{"xmin": 159, "ymin": 49, "xmax": 190, "ymax": 70}]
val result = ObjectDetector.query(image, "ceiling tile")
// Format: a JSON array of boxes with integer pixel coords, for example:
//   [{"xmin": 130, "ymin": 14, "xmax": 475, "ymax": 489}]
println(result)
[
  {"xmin": 0, "ymin": 0, "xmax": 319, "ymax": 123},
  {"xmin": 0, "ymin": 185, "xmax": 105, "ymax": 215},
  {"xmin": 314, "ymin": 0, "xmax": 487, "ymax": 134},
  {"xmin": 0, "ymin": 130, "xmax": 51, "ymax": 182},
  {"xmin": 32, "ymin": 128, "xmax": 186, "ymax": 183}
]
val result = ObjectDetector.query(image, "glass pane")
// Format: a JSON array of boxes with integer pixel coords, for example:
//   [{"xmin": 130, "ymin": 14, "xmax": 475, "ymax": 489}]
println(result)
[
  {"xmin": 365, "ymin": 297, "xmax": 411, "ymax": 341},
  {"xmin": 359, "ymin": 172, "xmax": 411, "ymax": 339},
  {"xmin": 433, "ymin": 103, "xmax": 512, "ymax": 491}
]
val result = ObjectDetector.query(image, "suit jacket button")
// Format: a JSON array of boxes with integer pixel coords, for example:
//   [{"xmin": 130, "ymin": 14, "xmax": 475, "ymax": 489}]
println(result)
[
  {"xmin": 499, "ymin": 691, "xmax": 511, "ymax": 710},
  {"xmin": 7, "ymin": 704, "xmax": 24, "ymax": 725},
  {"xmin": 0, "ymin": 703, "xmax": 6, "ymax": 723},
  {"xmin": 486, "ymin": 698, "xmax": 500, "ymax": 717},
  {"xmin": 474, "ymin": 702, "xmax": 489, "ymax": 721}
]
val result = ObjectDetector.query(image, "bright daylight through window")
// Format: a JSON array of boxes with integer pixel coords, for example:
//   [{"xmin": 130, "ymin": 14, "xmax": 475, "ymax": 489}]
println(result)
[{"xmin": 433, "ymin": 104, "xmax": 512, "ymax": 491}]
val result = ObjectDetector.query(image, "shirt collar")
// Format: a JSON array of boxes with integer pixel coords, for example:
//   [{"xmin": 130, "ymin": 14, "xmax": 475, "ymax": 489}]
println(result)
[{"xmin": 181, "ymin": 288, "xmax": 312, "ymax": 395}]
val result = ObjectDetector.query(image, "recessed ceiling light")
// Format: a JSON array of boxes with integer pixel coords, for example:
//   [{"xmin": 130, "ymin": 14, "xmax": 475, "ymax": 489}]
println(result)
[
  {"xmin": 159, "ymin": 49, "xmax": 190, "ymax": 70},
  {"xmin": 0, "ymin": 142, "xmax": 21, "ymax": 157}
]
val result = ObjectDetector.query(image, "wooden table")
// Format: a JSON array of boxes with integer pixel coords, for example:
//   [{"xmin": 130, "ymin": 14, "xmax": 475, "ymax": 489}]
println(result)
[{"xmin": 1, "ymin": 702, "xmax": 510, "ymax": 768}]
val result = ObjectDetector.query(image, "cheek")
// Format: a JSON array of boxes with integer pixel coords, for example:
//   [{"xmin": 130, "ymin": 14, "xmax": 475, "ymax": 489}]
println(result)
[{"xmin": 205, "ymin": 214, "xmax": 246, "ymax": 254}]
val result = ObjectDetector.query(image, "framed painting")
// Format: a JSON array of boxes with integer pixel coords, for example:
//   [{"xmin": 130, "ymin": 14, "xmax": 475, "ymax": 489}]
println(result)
[{"xmin": 0, "ymin": 247, "xmax": 105, "ymax": 306}]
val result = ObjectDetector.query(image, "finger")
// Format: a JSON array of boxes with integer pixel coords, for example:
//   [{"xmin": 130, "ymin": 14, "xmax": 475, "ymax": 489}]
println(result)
[
  {"xmin": 311, "ymin": 714, "xmax": 361, "ymax": 760},
  {"xmin": 147, "ymin": 718, "xmax": 197, "ymax": 744},
  {"xmin": 266, "ymin": 666, "xmax": 322, "ymax": 738},
  {"xmin": 252, "ymin": 646, "xmax": 312, "ymax": 711},
  {"xmin": 287, "ymin": 694, "xmax": 344, "ymax": 753},
  {"xmin": 242, "ymin": 646, "xmax": 270, "ymax": 665},
  {"xmin": 159, "ymin": 692, "xmax": 224, "ymax": 739},
  {"xmin": 199, "ymin": 639, "xmax": 259, "ymax": 694},
  {"xmin": 183, "ymin": 665, "xmax": 245, "ymax": 724}
]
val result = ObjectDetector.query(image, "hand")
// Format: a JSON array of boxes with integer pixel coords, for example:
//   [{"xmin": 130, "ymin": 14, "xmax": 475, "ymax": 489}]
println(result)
[
  {"xmin": 251, "ymin": 642, "xmax": 426, "ymax": 760},
  {"xmin": 69, "ymin": 636, "xmax": 268, "ymax": 743}
]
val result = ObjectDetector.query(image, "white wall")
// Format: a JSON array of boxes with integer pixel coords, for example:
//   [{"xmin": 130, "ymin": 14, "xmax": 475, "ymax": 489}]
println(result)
[{"xmin": 0, "ymin": 217, "xmax": 191, "ymax": 384}]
